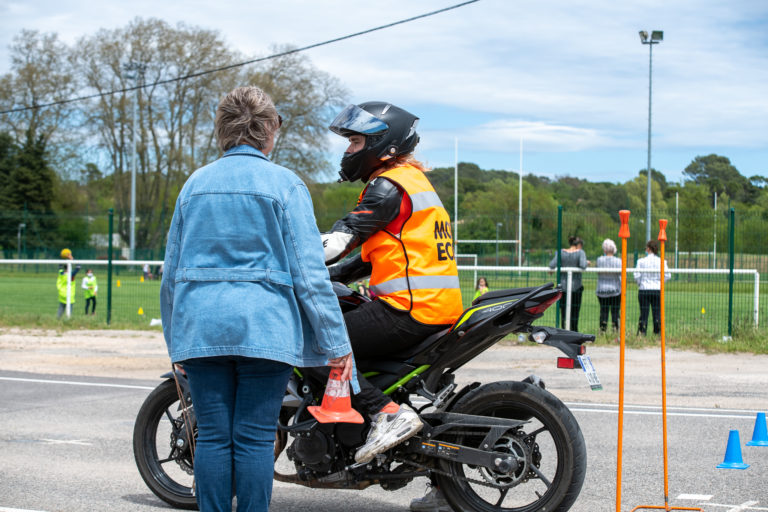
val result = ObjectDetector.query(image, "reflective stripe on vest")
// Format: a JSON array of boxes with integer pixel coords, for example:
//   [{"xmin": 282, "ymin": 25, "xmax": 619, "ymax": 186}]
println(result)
[
  {"xmin": 361, "ymin": 164, "xmax": 463, "ymax": 325},
  {"xmin": 370, "ymin": 275, "xmax": 460, "ymax": 296}
]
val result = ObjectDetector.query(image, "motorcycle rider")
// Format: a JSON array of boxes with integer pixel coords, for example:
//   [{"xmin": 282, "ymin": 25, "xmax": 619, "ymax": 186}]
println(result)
[{"xmin": 322, "ymin": 102, "xmax": 464, "ymax": 466}]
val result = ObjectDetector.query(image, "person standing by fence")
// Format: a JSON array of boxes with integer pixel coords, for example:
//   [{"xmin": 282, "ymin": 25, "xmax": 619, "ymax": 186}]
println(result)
[
  {"xmin": 549, "ymin": 236, "xmax": 588, "ymax": 331},
  {"xmin": 596, "ymin": 239, "xmax": 621, "ymax": 334},
  {"xmin": 634, "ymin": 239, "xmax": 671, "ymax": 335},
  {"xmin": 56, "ymin": 248, "xmax": 80, "ymax": 319},
  {"xmin": 473, "ymin": 276, "xmax": 489, "ymax": 302},
  {"xmin": 81, "ymin": 269, "xmax": 98, "ymax": 315}
]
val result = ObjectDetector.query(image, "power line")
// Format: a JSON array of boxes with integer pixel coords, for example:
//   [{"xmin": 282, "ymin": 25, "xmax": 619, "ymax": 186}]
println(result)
[{"xmin": 0, "ymin": 0, "xmax": 479, "ymax": 115}]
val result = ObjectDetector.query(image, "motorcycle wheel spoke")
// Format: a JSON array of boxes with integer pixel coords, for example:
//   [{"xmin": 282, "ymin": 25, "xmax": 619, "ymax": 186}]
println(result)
[
  {"xmin": 494, "ymin": 487, "xmax": 510, "ymax": 506},
  {"xmin": 529, "ymin": 464, "xmax": 551, "ymax": 488}
]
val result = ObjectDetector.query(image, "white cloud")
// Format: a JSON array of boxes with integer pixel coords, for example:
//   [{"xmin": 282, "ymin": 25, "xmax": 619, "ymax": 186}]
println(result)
[{"xmin": 1, "ymin": 0, "xmax": 766, "ymax": 178}]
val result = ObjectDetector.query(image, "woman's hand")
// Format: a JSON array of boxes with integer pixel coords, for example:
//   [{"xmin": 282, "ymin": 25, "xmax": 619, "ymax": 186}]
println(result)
[{"xmin": 328, "ymin": 352, "xmax": 355, "ymax": 381}]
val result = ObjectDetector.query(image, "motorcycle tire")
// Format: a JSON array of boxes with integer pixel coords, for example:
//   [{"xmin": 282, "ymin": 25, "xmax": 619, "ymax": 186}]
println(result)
[
  {"xmin": 133, "ymin": 379, "xmax": 198, "ymax": 510},
  {"xmin": 435, "ymin": 380, "xmax": 586, "ymax": 512}
]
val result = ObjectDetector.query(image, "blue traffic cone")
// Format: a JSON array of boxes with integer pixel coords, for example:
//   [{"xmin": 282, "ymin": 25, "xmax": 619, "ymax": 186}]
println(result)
[
  {"xmin": 717, "ymin": 430, "xmax": 749, "ymax": 469},
  {"xmin": 746, "ymin": 412, "xmax": 768, "ymax": 447}
]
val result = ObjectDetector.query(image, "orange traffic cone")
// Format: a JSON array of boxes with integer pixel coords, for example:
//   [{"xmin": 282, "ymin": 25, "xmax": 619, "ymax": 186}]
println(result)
[{"xmin": 308, "ymin": 368, "xmax": 364, "ymax": 424}]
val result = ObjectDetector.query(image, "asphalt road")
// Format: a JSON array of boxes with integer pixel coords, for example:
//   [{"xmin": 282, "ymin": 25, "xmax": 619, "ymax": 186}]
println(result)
[{"xmin": 1, "ymin": 333, "xmax": 767, "ymax": 511}]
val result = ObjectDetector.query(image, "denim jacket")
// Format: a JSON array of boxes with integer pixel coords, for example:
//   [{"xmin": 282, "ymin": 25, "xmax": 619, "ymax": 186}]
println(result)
[{"xmin": 160, "ymin": 145, "xmax": 354, "ymax": 376}]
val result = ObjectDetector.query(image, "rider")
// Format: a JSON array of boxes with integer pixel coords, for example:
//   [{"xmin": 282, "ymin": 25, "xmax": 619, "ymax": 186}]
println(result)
[{"xmin": 322, "ymin": 101, "xmax": 464, "ymax": 465}]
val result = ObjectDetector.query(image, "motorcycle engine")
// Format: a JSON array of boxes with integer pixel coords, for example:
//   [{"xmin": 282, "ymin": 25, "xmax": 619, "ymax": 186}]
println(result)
[{"xmin": 287, "ymin": 428, "xmax": 337, "ymax": 474}]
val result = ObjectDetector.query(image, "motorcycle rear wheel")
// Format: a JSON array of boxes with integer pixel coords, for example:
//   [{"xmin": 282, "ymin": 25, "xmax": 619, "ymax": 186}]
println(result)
[
  {"xmin": 435, "ymin": 381, "xmax": 586, "ymax": 512},
  {"xmin": 133, "ymin": 379, "xmax": 198, "ymax": 510}
]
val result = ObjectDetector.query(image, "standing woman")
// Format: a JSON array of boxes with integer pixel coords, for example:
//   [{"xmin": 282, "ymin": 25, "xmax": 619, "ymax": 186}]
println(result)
[
  {"xmin": 549, "ymin": 236, "xmax": 588, "ymax": 331},
  {"xmin": 160, "ymin": 86, "xmax": 354, "ymax": 512},
  {"xmin": 473, "ymin": 276, "xmax": 490, "ymax": 302},
  {"xmin": 595, "ymin": 239, "xmax": 621, "ymax": 333},
  {"xmin": 634, "ymin": 239, "xmax": 671, "ymax": 335}
]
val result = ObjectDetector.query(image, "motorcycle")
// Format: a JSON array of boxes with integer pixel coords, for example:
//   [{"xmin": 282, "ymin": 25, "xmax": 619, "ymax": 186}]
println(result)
[{"xmin": 133, "ymin": 281, "xmax": 596, "ymax": 511}]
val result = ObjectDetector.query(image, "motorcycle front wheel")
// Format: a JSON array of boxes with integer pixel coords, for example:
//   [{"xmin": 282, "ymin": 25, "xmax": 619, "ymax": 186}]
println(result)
[
  {"xmin": 133, "ymin": 379, "xmax": 198, "ymax": 510},
  {"xmin": 435, "ymin": 380, "xmax": 586, "ymax": 512}
]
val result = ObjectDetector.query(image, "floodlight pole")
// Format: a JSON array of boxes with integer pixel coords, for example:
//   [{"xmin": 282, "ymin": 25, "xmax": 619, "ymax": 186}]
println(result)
[
  {"xmin": 123, "ymin": 61, "xmax": 146, "ymax": 261},
  {"xmin": 640, "ymin": 30, "xmax": 662, "ymax": 242}
]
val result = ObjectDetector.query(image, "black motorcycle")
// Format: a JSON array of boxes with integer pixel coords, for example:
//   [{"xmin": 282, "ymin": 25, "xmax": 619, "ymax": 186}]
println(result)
[{"xmin": 133, "ymin": 282, "xmax": 596, "ymax": 511}]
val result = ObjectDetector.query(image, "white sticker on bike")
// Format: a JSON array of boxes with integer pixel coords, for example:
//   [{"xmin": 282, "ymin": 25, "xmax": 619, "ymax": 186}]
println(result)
[{"xmin": 577, "ymin": 355, "xmax": 602, "ymax": 391}]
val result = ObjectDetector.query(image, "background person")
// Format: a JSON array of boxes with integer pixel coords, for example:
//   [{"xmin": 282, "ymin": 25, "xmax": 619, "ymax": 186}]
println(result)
[
  {"xmin": 322, "ymin": 101, "xmax": 464, "ymax": 465},
  {"xmin": 634, "ymin": 239, "xmax": 671, "ymax": 335},
  {"xmin": 596, "ymin": 238, "xmax": 621, "ymax": 334},
  {"xmin": 81, "ymin": 268, "xmax": 98, "ymax": 315},
  {"xmin": 160, "ymin": 86, "xmax": 354, "ymax": 512},
  {"xmin": 56, "ymin": 248, "xmax": 80, "ymax": 319},
  {"xmin": 548, "ymin": 236, "xmax": 588, "ymax": 331},
  {"xmin": 473, "ymin": 276, "xmax": 489, "ymax": 302}
]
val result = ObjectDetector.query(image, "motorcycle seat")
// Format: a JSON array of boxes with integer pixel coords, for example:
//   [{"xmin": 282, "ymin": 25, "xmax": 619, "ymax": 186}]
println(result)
[{"xmin": 472, "ymin": 284, "xmax": 554, "ymax": 306}]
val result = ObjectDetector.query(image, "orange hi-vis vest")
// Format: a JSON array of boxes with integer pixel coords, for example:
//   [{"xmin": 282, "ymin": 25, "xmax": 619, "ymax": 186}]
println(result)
[{"xmin": 361, "ymin": 164, "xmax": 463, "ymax": 326}]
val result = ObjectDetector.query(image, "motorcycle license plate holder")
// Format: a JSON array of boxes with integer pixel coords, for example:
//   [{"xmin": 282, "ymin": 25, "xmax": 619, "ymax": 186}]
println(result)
[{"xmin": 577, "ymin": 354, "xmax": 602, "ymax": 391}]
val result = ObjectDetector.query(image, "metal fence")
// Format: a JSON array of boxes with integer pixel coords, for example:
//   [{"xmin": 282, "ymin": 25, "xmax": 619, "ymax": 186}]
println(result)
[{"xmin": 1, "ymin": 259, "xmax": 763, "ymax": 339}]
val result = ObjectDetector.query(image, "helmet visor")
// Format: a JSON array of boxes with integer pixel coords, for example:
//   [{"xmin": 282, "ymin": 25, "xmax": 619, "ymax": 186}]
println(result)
[{"xmin": 329, "ymin": 104, "xmax": 389, "ymax": 137}]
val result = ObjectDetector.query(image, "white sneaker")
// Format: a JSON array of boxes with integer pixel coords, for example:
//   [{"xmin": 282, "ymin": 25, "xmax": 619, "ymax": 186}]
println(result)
[
  {"xmin": 354, "ymin": 404, "xmax": 422, "ymax": 464},
  {"xmin": 410, "ymin": 486, "xmax": 450, "ymax": 512}
]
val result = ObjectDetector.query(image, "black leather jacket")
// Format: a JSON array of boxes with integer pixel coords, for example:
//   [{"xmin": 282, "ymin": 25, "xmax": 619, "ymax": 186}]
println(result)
[{"xmin": 322, "ymin": 177, "xmax": 404, "ymax": 284}]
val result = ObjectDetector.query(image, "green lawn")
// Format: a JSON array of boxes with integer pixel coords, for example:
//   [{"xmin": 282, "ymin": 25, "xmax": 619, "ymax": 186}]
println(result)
[{"xmin": 1, "ymin": 266, "xmax": 766, "ymax": 352}]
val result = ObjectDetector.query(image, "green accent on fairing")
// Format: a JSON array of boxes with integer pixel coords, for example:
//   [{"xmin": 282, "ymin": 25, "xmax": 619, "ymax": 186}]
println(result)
[
  {"xmin": 293, "ymin": 368, "xmax": 303, "ymax": 378},
  {"xmin": 453, "ymin": 299, "xmax": 518, "ymax": 330},
  {"xmin": 363, "ymin": 371, "xmax": 380, "ymax": 378},
  {"xmin": 383, "ymin": 365, "xmax": 431, "ymax": 395}
]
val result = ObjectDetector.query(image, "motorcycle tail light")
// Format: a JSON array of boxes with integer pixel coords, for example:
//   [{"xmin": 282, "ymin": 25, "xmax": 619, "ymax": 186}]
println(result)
[
  {"xmin": 579, "ymin": 345, "xmax": 586, "ymax": 355},
  {"xmin": 557, "ymin": 357, "xmax": 576, "ymax": 369},
  {"xmin": 525, "ymin": 292, "xmax": 562, "ymax": 315}
]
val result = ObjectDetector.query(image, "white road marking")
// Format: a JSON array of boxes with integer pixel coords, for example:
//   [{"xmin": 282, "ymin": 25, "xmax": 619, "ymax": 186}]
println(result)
[
  {"xmin": 39, "ymin": 438, "xmax": 92, "ymax": 446},
  {"xmin": 567, "ymin": 402, "xmax": 761, "ymax": 414},
  {"xmin": 706, "ymin": 502, "xmax": 766, "ymax": 511},
  {"xmin": 0, "ymin": 376, "xmax": 154, "ymax": 390},
  {"xmin": 568, "ymin": 407, "xmax": 755, "ymax": 419},
  {"xmin": 677, "ymin": 494, "xmax": 713, "ymax": 500},
  {"xmin": 0, "ymin": 507, "xmax": 50, "ymax": 512}
]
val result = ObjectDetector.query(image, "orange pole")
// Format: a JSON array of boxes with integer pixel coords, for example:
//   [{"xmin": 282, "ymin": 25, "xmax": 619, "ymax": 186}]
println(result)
[
  {"xmin": 658, "ymin": 219, "xmax": 670, "ymax": 511},
  {"xmin": 617, "ymin": 210, "xmax": 631, "ymax": 512}
]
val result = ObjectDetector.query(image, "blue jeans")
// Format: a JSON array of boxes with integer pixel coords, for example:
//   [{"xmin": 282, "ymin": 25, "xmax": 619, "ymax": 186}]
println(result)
[{"xmin": 182, "ymin": 356, "xmax": 292, "ymax": 512}]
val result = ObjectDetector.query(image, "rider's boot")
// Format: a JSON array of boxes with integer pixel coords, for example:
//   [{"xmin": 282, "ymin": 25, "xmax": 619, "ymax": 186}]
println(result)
[
  {"xmin": 354, "ymin": 403, "xmax": 422, "ymax": 464},
  {"xmin": 410, "ymin": 485, "xmax": 451, "ymax": 512}
]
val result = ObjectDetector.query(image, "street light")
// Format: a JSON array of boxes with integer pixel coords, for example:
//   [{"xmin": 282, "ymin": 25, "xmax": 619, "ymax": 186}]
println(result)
[
  {"xmin": 495, "ymin": 222, "xmax": 502, "ymax": 266},
  {"xmin": 122, "ymin": 61, "xmax": 146, "ymax": 260},
  {"xmin": 17, "ymin": 223, "xmax": 25, "ymax": 259},
  {"xmin": 639, "ymin": 29, "xmax": 662, "ymax": 241}
]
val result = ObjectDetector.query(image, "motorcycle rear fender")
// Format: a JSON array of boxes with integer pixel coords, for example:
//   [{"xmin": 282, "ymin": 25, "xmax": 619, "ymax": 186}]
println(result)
[{"xmin": 530, "ymin": 326, "xmax": 595, "ymax": 361}]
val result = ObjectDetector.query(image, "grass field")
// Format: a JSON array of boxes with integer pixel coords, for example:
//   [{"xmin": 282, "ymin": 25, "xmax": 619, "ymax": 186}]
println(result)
[{"xmin": 1, "ymin": 265, "xmax": 766, "ymax": 353}]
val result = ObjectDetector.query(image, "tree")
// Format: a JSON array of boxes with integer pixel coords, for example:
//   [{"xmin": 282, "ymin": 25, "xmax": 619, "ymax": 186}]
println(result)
[
  {"xmin": 72, "ymin": 18, "xmax": 242, "ymax": 251},
  {"xmin": 683, "ymin": 154, "xmax": 757, "ymax": 204},
  {"xmin": 0, "ymin": 130, "xmax": 59, "ymax": 255},
  {"xmin": 0, "ymin": 30, "xmax": 80, "ymax": 178},
  {"xmin": 249, "ymin": 46, "xmax": 349, "ymax": 182}
]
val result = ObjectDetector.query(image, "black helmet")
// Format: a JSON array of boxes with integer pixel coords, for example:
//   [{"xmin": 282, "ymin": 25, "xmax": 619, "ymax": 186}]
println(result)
[{"xmin": 329, "ymin": 101, "xmax": 420, "ymax": 183}]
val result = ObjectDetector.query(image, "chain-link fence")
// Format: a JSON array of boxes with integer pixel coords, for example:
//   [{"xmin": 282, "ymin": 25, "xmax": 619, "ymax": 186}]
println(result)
[{"xmin": 1, "ymin": 205, "xmax": 766, "ymax": 337}]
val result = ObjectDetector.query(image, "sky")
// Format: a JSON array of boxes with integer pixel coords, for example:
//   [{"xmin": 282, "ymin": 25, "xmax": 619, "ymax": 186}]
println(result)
[{"xmin": 1, "ymin": 0, "xmax": 767, "ymax": 184}]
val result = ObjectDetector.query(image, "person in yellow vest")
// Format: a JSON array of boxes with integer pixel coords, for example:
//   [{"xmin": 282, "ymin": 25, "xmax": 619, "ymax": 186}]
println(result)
[
  {"xmin": 321, "ymin": 102, "xmax": 463, "ymax": 465},
  {"xmin": 81, "ymin": 268, "xmax": 98, "ymax": 315},
  {"xmin": 56, "ymin": 248, "xmax": 80, "ymax": 319}
]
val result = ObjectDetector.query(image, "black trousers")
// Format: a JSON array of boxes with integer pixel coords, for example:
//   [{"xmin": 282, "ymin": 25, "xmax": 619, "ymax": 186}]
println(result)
[
  {"xmin": 85, "ymin": 297, "xmax": 96, "ymax": 314},
  {"xmin": 637, "ymin": 290, "xmax": 661, "ymax": 335},
  {"xmin": 598, "ymin": 295, "xmax": 620, "ymax": 332},
  {"xmin": 559, "ymin": 286, "xmax": 584, "ymax": 332},
  {"xmin": 310, "ymin": 300, "xmax": 446, "ymax": 416}
]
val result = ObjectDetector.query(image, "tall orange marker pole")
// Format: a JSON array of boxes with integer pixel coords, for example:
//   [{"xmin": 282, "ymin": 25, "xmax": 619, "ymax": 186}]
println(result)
[
  {"xmin": 630, "ymin": 220, "xmax": 700, "ymax": 511},
  {"xmin": 616, "ymin": 210, "xmax": 630, "ymax": 512}
]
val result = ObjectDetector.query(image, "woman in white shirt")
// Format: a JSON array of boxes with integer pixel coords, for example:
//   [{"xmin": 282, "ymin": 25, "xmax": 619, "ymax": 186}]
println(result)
[{"xmin": 634, "ymin": 239, "xmax": 671, "ymax": 335}]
